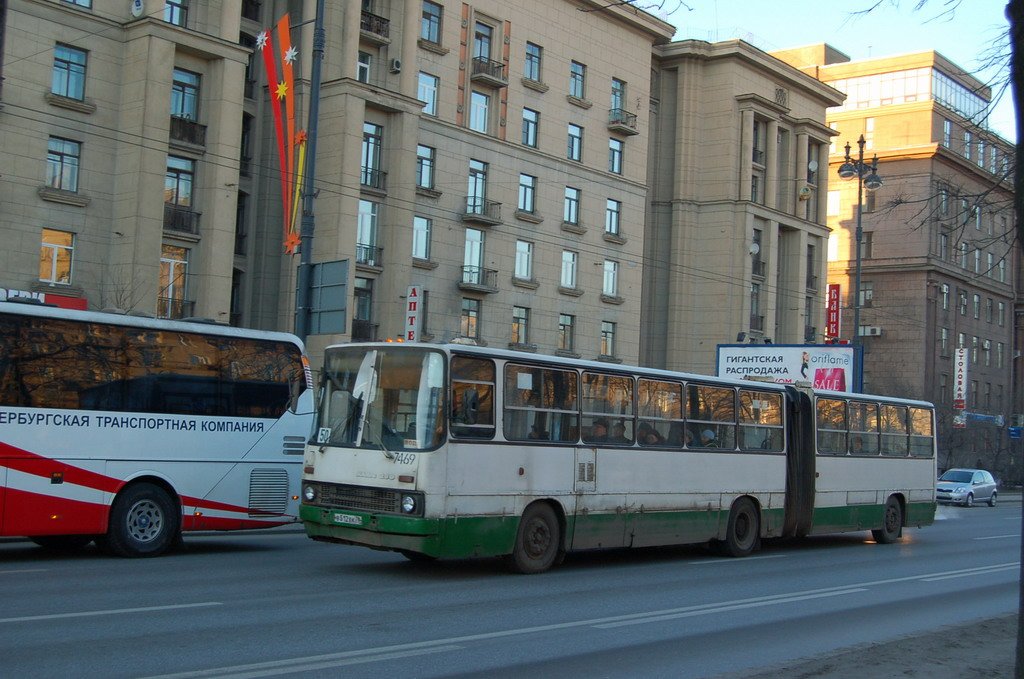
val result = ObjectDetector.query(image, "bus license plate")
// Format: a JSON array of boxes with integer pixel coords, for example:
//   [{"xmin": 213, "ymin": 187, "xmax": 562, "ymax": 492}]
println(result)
[{"xmin": 333, "ymin": 512, "xmax": 363, "ymax": 526}]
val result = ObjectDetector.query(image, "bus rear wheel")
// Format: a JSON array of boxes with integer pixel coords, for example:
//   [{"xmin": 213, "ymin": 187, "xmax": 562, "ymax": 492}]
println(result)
[
  {"xmin": 871, "ymin": 496, "xmax": 903, "ymax": 544},
  {"xmin": 102, "ymin": 483, "xmax": 180, "ymax": 557},
  {"xmin": 722, "ymin": 498, "xmax": 760, "ymax": 557},
  {"xmin": 508, "ymin": 503, "xmax": 561, "ymax": 574}
]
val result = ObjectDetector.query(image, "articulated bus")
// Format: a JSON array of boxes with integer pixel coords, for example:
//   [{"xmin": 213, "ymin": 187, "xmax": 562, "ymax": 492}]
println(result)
[
  {"xmin": 0, "ymin": 300, "xmax": 314, "ymax": 557},
  {"xmin": 301, "ymin": 342, "xmax": 936, "ymax": 573}
]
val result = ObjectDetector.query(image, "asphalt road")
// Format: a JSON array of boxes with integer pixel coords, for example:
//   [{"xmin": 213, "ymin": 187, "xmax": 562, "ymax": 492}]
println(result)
[{"xmin": 0, "ymin": 501, "xmax": 1019, "ymax": 679}]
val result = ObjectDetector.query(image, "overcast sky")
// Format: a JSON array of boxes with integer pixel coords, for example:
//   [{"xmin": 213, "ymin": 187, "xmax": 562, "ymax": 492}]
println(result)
[{"xmin": 659, "ymin": 0, "xmax": 1015, "ymax": 141}]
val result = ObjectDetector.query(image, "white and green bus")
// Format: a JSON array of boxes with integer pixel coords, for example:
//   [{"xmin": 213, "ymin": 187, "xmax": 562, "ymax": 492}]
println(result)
[{"xmin": 300, "ymin": 343, "xmax": 936, "ymax": 573}]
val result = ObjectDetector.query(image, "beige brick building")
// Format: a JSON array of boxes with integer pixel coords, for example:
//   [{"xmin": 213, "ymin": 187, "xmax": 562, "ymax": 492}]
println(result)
[
  {"xmin": 775, "ymin": 45, "xmax": 1020, "ymax": 474},
  {"xmin": 643, "ymin": 40, "xmax": 843, "ymax": 374}
]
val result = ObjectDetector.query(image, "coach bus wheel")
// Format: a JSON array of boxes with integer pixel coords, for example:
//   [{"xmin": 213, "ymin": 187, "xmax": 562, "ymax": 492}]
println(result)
[
  {"xmin": 29, "ymin": 535, "xmax": 94, "ymax": 551},
  {"xmin": 871, "ymin": 496, "xmax": 903, "ymax": 544},
  {"xmin": 508, "ymin": 503, "xmax": 561, "ymax": 574},
  {"xmin": 103, "ymin": 483, "xmax": 180, "ymax": 558},
  {"xmin": 723, "ymin": 498, "xmax": 759, "ymax": 558}
]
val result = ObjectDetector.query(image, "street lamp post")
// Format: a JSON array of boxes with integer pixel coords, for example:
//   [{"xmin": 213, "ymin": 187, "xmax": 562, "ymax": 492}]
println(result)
[{"xmin": 837, "ymin": 135, "xmax": 883, "ymax": 392}]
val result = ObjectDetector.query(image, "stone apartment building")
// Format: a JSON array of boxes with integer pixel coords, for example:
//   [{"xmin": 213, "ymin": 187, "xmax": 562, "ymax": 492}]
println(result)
[
  {"xmin": 776, "ymin": 45, "xmax": 1020, "ymax": 474},
  {"xmin": 0, "ymin": 0, "xmax": 847, "ymax": 376},
  {"xmin": 643, "ymin": 39, "xmax": 844, "ymax": 374}
]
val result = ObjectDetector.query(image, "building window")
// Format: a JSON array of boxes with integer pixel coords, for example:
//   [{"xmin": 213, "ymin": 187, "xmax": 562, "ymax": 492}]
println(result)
[
  {"xmin": 352, "ymin": 278, "xmax": 374, "ymax": 335},
  {"xmin": 939, "ymin": 233, "xmax": 949, "ymax": 261},
  {"xmin": 512, "ymin": 306, "xmax": 530, "ymax": 344},
  {"xmin": 938, "ymin": 187, "xmax": 949, "ymax": 215},
  {"xmin": 164, "ymin": 0, "xmax": 188, "ymax": 26},
  {"xmin": 752, "ymin": 118, "xmax": 767, "ymax": 164},
  {"xmin": 963, "ymin": 130, "xmax": 972, "ymax": 160},
  {"xmin": 959, "ymin": 242, "xmax": 969, "ymax": 268},
  {"xmin": 522, "ymin": 108, "xmax": 538, "ymax": 147},
  {"xmin": 467, "ymin": 159, "xmax": 487, "ymax": 212},
  {"xmin": 997, "ymin": 301, "xmax": 1005, "ymax": 326},
  {"xmin": 567, "ymin": 124, "xmax": 583, "ymax": 161},
  {"xmin": 563, "ymin": 187, "xmax": 580, "ymax": 225},
  {"xmin": 357, "ymin": 200, "xmax": 379, "ymax": 265},
  {"xmin": 569, "ymin": 60, "xmax": 586, "ymax": 99},
  {"xmin": 518, "ymin": 174, "xmax": 536, "ymax": 213},
  {"xmin": 603, "ymin": 260, "xmax": 618, "ymax": 297},
  {"xmin": 611, "ymin": 78, "xmax": 626, "ymax": 110},
  {"xmin": 861, "ymin": 231, "xmax": 873, "ymax": 259},
  {"xmin": 561, "ymin": 250, "xmax": 578, "ymax": 288},
  {"xmin": 52, "ymin": 44, "xmax": 87, "ymax": 100},
  {"xmin": 63, "ymin": 0, "xmax": 92, "ymax": 6},
  {"xmin": 998, "ymin": 257, "xmax": 1006, "ymax": 282},
  {"xmin": 357, "ymin": 51, "xmax": 371, "ymax": 83},
  {"xmin": 469, "ymin": 91, "xmax": 490, "ymax": 133},
  {"xmin": 361, "ymin": 122, "xmax": 383, "ymax": 187},
  {"xmin": 420, "ymin": 1, "xmax": 442, "ymax": 44},
  {"xmin": 751, "ymin": 174, "xmax": 762, "ymax": 204},
  {"xmin": 940, "ymin": 327, "xmax": 949, "ymax": 354},
  {"xmin": 558, "ymin": 314, "xmax": 575, "ymax": 352},
  {"xmin": 463, "ymin": 228, "xmax": 485, "ymax": 283},
  {"xmin": 608, "ymin": 138, "xmax": 623, "ymax": 174},
  {"xmin": 940, "ymin": 283, "xmax": 949, "ymax": 310},
  {"xmin": 418, "ymin": 72, "xmax": 439, "ymax": 115},
  {"xmin": 858, "ymin": 280, "xmax": 873, "ymax": 308},
  {"xmin": 515, "ymin": 240, "xmax": 533, "ymax": 280},
  {"xmin": 473, "ymin": 21, "xmax": 493, "ymax": 59},
  {"xmin": 942, "ymin": 119, "xmax": 951, "ymax": 147},
  {"xmin": 973, "ymin": 248, "xmax": 981, "ymax": 274},
  {"xmin": 958, "ymin": 290, "xmax": 968, "ymax": 316},
  {"xmin": 996, "ymin": 342, "xmax": 1004, "ymax": 368},
  {"xmin": 46, "ymin": 137, "xmax": 81, "ymax": 192},
  {"xmin": 165, "ymin": 156, "xmax": 194, "ymax": 207},
  {"xmin": 524, "ymin": 42, "xmax": 542, "ymax": 82},
  {"xmin": 158, "ymin": 244, "xmax": 189, "ymax": 319},
  {"xmin": 412, "ymin": 216, "xmax": 431, "ymax": 260},
  {"xmin": 972, "ymin": 293, "xmax": 981, "ymax": 319},
  {"xmin": 171, "ymin": 68, "xmax": 200, "ymax": 120},
  {"xmin": 460, "ymin": 298, "xmax": 480, "ymax": 339},
  {"xmin": 416, "ymin": 144, "xmax": 435, "ymax": 189},
  {"xmin": 605, "ymin": 199, "xmax": 621, "ymax": 236},
  {"xmin": 600, "ymin": 321, "xmax": 616, "ymax": 357},
  {"xmin": 39, "ymin": 229, "xmax": 74, "ymax": 285}
]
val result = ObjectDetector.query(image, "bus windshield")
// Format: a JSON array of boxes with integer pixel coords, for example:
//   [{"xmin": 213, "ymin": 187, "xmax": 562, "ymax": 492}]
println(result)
[{"xmin": 316, "ymin": 346, "xmax": 446, "ymax": 451}]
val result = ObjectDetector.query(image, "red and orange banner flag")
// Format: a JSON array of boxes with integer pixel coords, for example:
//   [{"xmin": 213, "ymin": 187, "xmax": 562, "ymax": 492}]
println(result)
[{"xmin": 257, "ymin": 14, "xmax": 307, "ymax": 254}]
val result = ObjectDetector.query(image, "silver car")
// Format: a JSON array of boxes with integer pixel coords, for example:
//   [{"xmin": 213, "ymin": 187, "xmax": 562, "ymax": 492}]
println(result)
[{"xmin": 936, "ymin": 468, "xmax": 998, "ymax": 507}]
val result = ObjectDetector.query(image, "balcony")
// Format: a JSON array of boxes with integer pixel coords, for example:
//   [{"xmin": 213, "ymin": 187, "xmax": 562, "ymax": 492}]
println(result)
[
  {"xmin": 360, "ymin": 11, "xmax": 390, "ymax": 44},
  {"xmin": 360, "ymin": 167, "xmax": 387, "ymax": 192},
  {"xmin": 463, "ymin": 198, "xmax": 501, "ymax": 225},
  {"xmin": 752, "ymin": 148, "xmax": 765, "ymax": 165},
  {"xmin": 158, "ymin": 297, "xmax": 195, "ymax": 320},
  {"xmin": 164, "ymin": 204, "xmax": 201, "ymax": 235},
  {"xmin": 470, "ymin": 57, "xmax": 508, "ymax": 88},
  {"xmin": 607, "ymin": 108, "xmax": 638, "ymax": 136},
  {"xmin": 169, "ymin": 116, "xmax": 207, "ymax": 147},
  {"xmin": 356, "ymin": 243, "xmax": 383, "ymax": 268},
  {"xmin": 241, "ymin": 0, "xmax": 261, "ymax": 22},
  {"xmin": 806, "ymin": 274, "xmax": 819, "ymax": 290},
  {"xmin": 750, "ymin": 314, "xmax": 765, "ymax": 331},
  {"xmin": 458, "ymin": 266, "xmax": 498, "ymax": 293},
  {"xmin": 351, "ymin": 319, "xmax": 378, "ymax": 341},
  {"xmin": 752, "ymin": 259, "xmax": 766, "ymax": 278}
]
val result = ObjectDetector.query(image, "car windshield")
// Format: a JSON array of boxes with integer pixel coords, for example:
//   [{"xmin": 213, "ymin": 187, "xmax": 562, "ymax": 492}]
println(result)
[{"xmin": 939, "ymin": 470, "xmax": 974, "ymax": 483}]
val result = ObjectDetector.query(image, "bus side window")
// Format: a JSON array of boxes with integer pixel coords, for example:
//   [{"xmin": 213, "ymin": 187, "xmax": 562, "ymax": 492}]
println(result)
[{"xmin": 450, "ymin": 356, "xmax": 495, "ymax": 439}]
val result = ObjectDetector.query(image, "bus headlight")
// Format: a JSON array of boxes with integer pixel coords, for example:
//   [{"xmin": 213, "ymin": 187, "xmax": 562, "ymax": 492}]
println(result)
[
  {"xmin": 401, "ymin": 495, "xmax": 417, "ymax": 514},
  {"xmin": 303, "ymin": 484, "xmax": 317, "ymax": 502}
]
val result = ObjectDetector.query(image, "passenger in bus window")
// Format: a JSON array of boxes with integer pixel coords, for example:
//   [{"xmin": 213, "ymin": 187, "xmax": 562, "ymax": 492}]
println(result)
[
  {"xmin": 588, "ymin": 418, "xmax": 609, "ymax": 443},
  {"xmin": 609, "ymin": 421, "xmax": 630, "ymax": 444},
  {"xmin": 701, "ymin": 429, "xmax": 719, "ymax": 447},
  {"xmin": 851, "ymin": 436, "xmax": 864, "ymax": 454},
  {"xmin": 528, "ymin": 424, "xmax": 549, "ymax": 440}
]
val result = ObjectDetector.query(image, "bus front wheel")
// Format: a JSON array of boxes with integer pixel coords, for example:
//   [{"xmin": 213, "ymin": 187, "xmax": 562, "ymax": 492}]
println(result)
[
  {"xmin": 871, "ymin": 496, "xmax": 903, "ymax": 544},
  {"xmin": 102, "ymin": 483, "xmax": 180, "ymax": 557},
  {"xmin": 508, "ymin": 503, "xmax": 561, "ymax": 574},
  {"xmin": 722, "ymin": 498, "xmax": 760, "ymax": 557}
]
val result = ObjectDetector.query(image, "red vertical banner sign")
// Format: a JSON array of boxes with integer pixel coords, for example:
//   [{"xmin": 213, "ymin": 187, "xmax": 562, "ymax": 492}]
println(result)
[
  {"xmin": 405, "ymin": 286, "xmax": 422, "ymax": 341},
  {"xmin": 257, "ymin": 15, "xmax": 307, "ymax": 254},
  {"xmin": 825, "ymin": 283, "xmax": 841, "ymax": 339}
]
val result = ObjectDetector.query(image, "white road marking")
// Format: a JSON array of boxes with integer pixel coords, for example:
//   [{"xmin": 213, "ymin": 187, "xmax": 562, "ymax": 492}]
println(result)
[
  {"xmin": 921, "ymin": 564, "xmax": 1019, "ymax": 582},
  {"xmin": 0, "ymin": 602, "xmax": 221, "ymax": 624},
  {"xmin": 688, "ymin": 554, "xmax": 788, "ymax": 565},
  {"xmin": 0, "ymin": 569, "xmax": 48, "ymax": 575},
  {"xmin": 973, "ymin": 534, "xmax": 1019, "ymax": 540}
]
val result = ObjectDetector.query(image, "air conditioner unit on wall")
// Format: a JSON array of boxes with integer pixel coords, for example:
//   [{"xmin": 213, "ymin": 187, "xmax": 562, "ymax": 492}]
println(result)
[
  {"xmin": 389, "ymin": 58, "xmax": 402, "ymax": 74},
  {"xmin": 859, "ymin": 326, "xmax": 882, "ymax": 337}
]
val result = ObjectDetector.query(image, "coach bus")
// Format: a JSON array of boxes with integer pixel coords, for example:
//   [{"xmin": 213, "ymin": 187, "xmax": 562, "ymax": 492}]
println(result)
[
  {"xmin": 300, "ymin": 342, "xmax": 936, "ymax": 573},
  {"xmin": 0, "ymin": 300, "xmax": 314, "ymax": 557}
]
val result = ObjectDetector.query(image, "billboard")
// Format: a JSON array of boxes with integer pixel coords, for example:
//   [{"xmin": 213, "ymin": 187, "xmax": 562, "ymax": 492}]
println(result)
[{"xmin": 716, "ymin": 344, "xmax": 856, "ymax": 391}]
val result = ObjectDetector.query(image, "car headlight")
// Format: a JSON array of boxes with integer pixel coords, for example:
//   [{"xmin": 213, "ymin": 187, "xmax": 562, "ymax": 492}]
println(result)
[
  {"xmin": 401, "ymin": 495, "xmax": 417, "ymax": 514},
  {"xmin": 303, "ymin": 484, "xmax": 316, "ymax": 502},
  {"xmin": 951, "ymin": 487, "xmax": 967, "ymax": 495}
]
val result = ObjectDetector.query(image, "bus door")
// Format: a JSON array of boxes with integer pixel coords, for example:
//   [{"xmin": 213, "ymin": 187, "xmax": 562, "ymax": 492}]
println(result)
[
  {"xmin": 783, "ymin": 386, "xmax": 816, "ymax": 538},
  {"xmin": 570, "ymin": 446, "xmax": 628, "ymax": 550}
]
